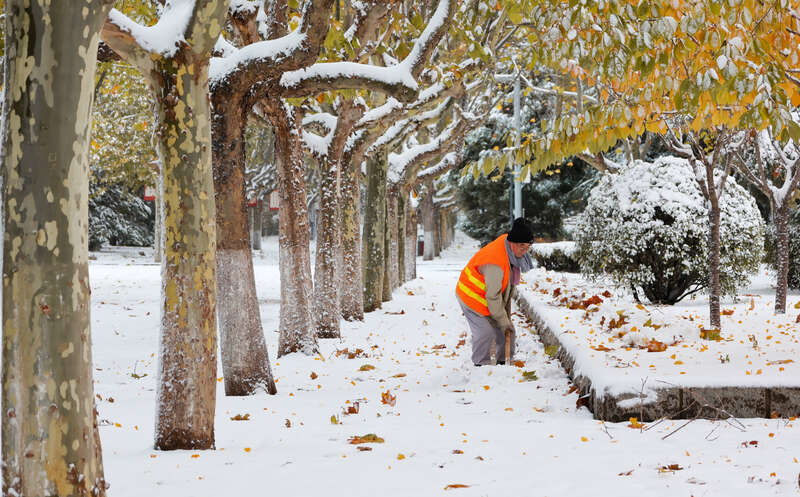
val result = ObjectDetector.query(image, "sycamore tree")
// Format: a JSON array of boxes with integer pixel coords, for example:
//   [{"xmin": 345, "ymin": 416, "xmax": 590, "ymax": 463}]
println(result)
[
  {"xmin": 2, "ymin": 2, "xmax": 114, "ymax": 495},
  {"xmin": 102, "ymin": 0, "xmax": 228, "ymax": 450}
]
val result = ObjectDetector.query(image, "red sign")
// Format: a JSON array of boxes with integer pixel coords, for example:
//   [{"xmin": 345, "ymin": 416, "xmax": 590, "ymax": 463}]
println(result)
[
  {"xmin": 247, "ymin": 197, "xmax": 258, "ymax": 207},
  {"xmin": 269, "ymin": 190, "xmax": 279, "ymax": 211},
  {"xmin": 143, "ymin": 186, "xmax": 156, "ymax": 202}
]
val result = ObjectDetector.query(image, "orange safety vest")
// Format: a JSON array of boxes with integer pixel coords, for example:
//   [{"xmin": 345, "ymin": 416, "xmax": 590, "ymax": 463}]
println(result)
[{"xmin": 456, "ymin": 234, "xmax": 510, "ymax": 316}]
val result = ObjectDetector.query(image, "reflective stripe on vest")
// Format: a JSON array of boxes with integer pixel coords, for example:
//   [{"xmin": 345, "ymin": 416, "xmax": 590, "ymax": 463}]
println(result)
[{"xmin": 455, "ymin": 234, "xmax": 510, "ymax": 316}]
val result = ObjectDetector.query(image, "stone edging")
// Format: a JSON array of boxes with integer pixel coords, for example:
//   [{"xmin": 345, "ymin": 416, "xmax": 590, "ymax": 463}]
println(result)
[{"xmin": 514, "ymin": 292, "xmax": 800, "ymax": 422}]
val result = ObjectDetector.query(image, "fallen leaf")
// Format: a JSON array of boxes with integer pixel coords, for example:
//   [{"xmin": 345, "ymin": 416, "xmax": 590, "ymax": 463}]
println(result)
[
  {"xmin": 384, "ymin": 309, "xmax": 405, "ymax": 315},
  {"xmin": 659, "ymin": 464, "xmax": 683, "ymax": 472},
  {"xmin": 285, "ymin": 419, "xmax": 291, "ymax": 428},
  {"xmin": 767, "ymin": 359, "xmax": 794, "ymax": 366},
  {"xmin": 397, "ymin": 453, "xmax": 405, "ymax": 460},
  {"xmin": 721, "ymin": 309, "xmax": 734, "ymax": 316},
  {"xmin": 407, "ymin": 290, "xmax": 415, "ymax": 296},
  {"xmin": 452, "ymin": 449, "xmax": 464, "ymax": 454},
  {"xmin": 310, "ymin": 372, "xmax": 318, "ymax": 380},
  {"xmin": 432, "ymin": 344, "xmax": 446, "ymax": 350},
  {"xmin": 627, "ymin": 417, "xmax": 644, "ymax": 429},
  {"xmin": 444, "ymin": 484, "xmax": 470, "ymax": 490},
  {"xmin": 591, "ymin": 344, "xmax": 613, "ymax": 352},
  {"xmin": 602, "ymin": 290, "xmax": 612, "ymax": 298},
  {"xmin": 618, "ymin": 470, "xmax": 634, "ymax": 476},
  {"xmin": 359, "ymin": 364, "xmax": 375, "ymax": 371},
  {"xmin": 700, "ymin": 328, "xmax": 721, "ymax": 341},
  {"xmin": 392, "ymin": 373, "xmax": 407, "ymax": 378},
  {"xmin": 646, "ymin": 340, "xmax": 667, "ymax": 352},
  {"xmin": 521, "ymin": 371, "xmax": 538, "ymax": 381},
  {"xmin": 356, "ymin": 446, "xmax": 372, "ymax": 451},
  {"xmin": 580, "ymin": 436, "xmax": 589, "ymax": 442},
  {"xmin": 230, "ymin": 413, "xmax": 250, "ymax": 421},
  {"xmin": 330, "ymin": 415, "xmax": 340, "ymax": 424},
  {"xmin": 349, "ymin": 434, "xmax": 385, "ymax": 444},
  {"xmin": 482, "ymin": 385, "xmax": 490, "ymax": 391},
  {"xmin": 513, "ymin": 360, "xmax": 525, "ymax": 367},
  {"xmin": 381, "ymin": 391, "xmax": 396, "ymax": 406}
]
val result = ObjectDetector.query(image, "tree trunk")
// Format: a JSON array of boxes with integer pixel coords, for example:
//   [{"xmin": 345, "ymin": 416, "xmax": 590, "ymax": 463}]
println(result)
[
  {"xmin": 152, "ymin": 55, "xmax": 218, "ymax": 450},
  {"xmin": 397, "ymin": 191, "xmax": 407, "ymax": 285},
  {"xmin": 252, "ymin": 204, "xmax": 263, "ymax": 250},
  {"xmin": 774, "ymin": 204, "xmax": 789, "ymax": 314},
  {"xmin": 340, "ymin": 148, "xmax": 364, "ymax": 320},
  {"xmin": 269, "ymin": 103, "xmax": 318, "ymax": 355},
  {"xmin": 362, "ymin": 151, "xmax": 387, "ymax": 312},
  {"xmin": 154, "ymin": 192, "xmax": 162, "ymax": 263},
  {"xmin": 708, "ymin": 195, "xmax": 722, "ymax": 329},
  {"xmin": 422, "ymin": 181, "xmax": 436, "ymax": 261},
  {"xmin": 433, "ymin": 207, "xmax": 442, "ymax": 257},
  {"xmin": 314, "ymin": 156, "xmax": 343, "ymax": 338},
  {"xmin": 2, "ymin": 3, "xmax": 111, "ymax": 495},
  {"xmin": 211, "ymin": 93, "xmax": 277, "ymax": 396},
  {"xmin": 407, "ymin": 206, "xmax": 418, "ymax": 280},
  {"xmin": 382, "ymin": 189, "xmax": 398, "ymax": 301}
]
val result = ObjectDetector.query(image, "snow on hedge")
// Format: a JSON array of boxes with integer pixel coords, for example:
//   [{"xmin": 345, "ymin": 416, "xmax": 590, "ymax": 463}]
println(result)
[{"xmin": 576, "ymin": 156, "xmax": 764, "ymax": 304}]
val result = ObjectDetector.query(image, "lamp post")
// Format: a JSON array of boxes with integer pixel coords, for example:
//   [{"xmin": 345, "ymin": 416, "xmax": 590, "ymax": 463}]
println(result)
[{"xmin": 495, "ymin": 71, "xmax": 523, "ymax": 225}]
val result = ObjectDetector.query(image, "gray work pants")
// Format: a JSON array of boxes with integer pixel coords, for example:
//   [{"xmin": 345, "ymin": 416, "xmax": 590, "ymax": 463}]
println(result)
[{"xmin": 458, "ymin": 299, "xmax": 515, "ymax": 365}]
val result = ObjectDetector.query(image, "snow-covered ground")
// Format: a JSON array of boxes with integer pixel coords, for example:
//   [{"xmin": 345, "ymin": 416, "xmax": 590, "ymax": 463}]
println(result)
[
  {"xmin": 91, "ymin": 234, "xmax": 800, "ymax": 496},
  {"xmin": 517, "ymin": 264, "xmax": 800, "ymax": 404}
]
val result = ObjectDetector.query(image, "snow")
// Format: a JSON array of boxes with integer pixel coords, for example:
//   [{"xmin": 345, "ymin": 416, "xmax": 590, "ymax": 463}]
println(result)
[
  {"xmin": 280, "ymin": 62, "xmax": 419, "ymax": 93},
  {"xmin": 92, "ymin": 233, "xmax": 800, "ymax": 496},
  {"xmin": 301, "ymin": 113, "xmax": 337, "ymax": 157},
  {"xmin": 517, "ymin": 264, "xmax": 800, "ymax": 400},
  {"xmin": 108, "ymin": 2, "xmax": 195, "ymax": 58},
  {"xmin": 209, "ymin": 29, "xmax": 308, "ymax": 84}
]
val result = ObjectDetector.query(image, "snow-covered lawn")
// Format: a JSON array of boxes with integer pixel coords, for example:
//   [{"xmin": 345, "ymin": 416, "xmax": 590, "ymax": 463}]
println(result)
[
  {"xmin": 517, "ymin": 264, "xmax": 800, "ymax": 406},
  {"xmin": 91, "ymin": 235, "xmax": 800, "ymax": 496}
]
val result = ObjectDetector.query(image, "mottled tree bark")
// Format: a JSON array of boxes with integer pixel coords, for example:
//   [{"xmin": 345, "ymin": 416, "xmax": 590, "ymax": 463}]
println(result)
[
  {"xmin": 774, "ymin": 205, "xmax": 789, "ymax": 314},
  {"xmin": 152, "ymin": 55, "xmax": 219, "ymax": 450},
  {"xmin": 403, "ymin": 199, "xmax": 417, "ymax": 281},
  {"xmin": 269, "ymin": 103, "xmax": 319, "ymax": 355},
  {"xmin": 2, "ymin": 3, "xmax": 112, "ymax": 496},
  {"xmin": 313, "ymin": 104, "xmax": 362, "ymax": 337},
  {"xmin": 407, "ymin": 207, "xmax": 419, "ymax": 280},
  {"xmin": 252, "ymin": 204, "xmax": 263, "ymax": 250},
  {"xmin": 154, "ymin": 193, "xmax": 163, "ymax": 263},
  {"xmin": 340, "ymin": 148, "xmax": 364, "ymax": 320},
  {"xmin": 397, "ymin": 191, "xmax": 407, "ymax": 285},
  {"xmin": 103, "ymin": 2, "xmax": 227, "ymax": 450},
  {"xmin": 707, "ymin": 195, "xmax": 722, "ymax": 329},
  {"xmin": 433, "ymin": 207, "xmax": 442, "ymax": 257},
  {"xmin": 211, "ymin": 92, "xmax": 277, "ymax": 396},
  {"xmin": 421, "ymin": 180, "xmax": 436, "ymax": 261},
  {"xmin": 314, "ymin": 156, "xmax": 343, "ymax": 336},
  {"xmin": 382, "ymin": 189, "xmax": 398, "ymax": 301},
  {"xmin": 362, "ymin": 151, "xmax": 387, "ymax": 312}
]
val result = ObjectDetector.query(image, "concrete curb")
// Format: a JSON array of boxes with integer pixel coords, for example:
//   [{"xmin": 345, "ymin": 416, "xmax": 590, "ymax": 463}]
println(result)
[{"xmin": 514, "ymin": 292, "xmax": 800, "ymax": 422}]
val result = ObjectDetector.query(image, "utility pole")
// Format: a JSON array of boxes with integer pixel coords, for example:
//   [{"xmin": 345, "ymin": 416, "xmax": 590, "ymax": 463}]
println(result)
[{"xmin": 513, "ymin": 76, "xmax": 522, "ymax": 220}]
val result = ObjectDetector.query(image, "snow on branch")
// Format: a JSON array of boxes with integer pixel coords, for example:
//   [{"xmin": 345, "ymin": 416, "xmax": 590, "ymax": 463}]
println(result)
[
  {"xmin": 301, "ymin": 112, "xmax": 338, "ymax": 158},
  {"xmin": 210, "ymin": 29, "xmax": 308, "ymax": 84},
  {"xmin": 105, "ymin": 2, "xmax": 194, "ymax": 59},
  {"xmin": 279, "ymin": 0, "xmax": 455, "ymax": 101},
  {"xmin": 209, "ymin": 0, "xmax": 334, "ymax": 87},
  {"xmin": 417, "ymin": 151, "xmax": 460, "ymax": 181},
  {"xmin": 280, "ymin": 61, "xmax": 419, "ymax": 101}
]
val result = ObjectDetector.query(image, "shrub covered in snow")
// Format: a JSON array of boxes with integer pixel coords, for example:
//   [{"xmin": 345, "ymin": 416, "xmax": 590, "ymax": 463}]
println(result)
[
  {"xmin": 576, "ymin": 157, "xmax": 764, "ymax": 304},
  {"xmin": 89, "ymin": 179, "xmax": 154, "ymax": 251},
  {"xmin": 531, "ymin": 242, "xmax": 579, "ymax": 272}
]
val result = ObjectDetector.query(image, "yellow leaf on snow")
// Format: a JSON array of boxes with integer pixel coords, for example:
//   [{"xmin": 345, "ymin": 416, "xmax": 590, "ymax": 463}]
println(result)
[{"xmin": 444, "ymin": 484, "xmax": 470, "ymax": 490}]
